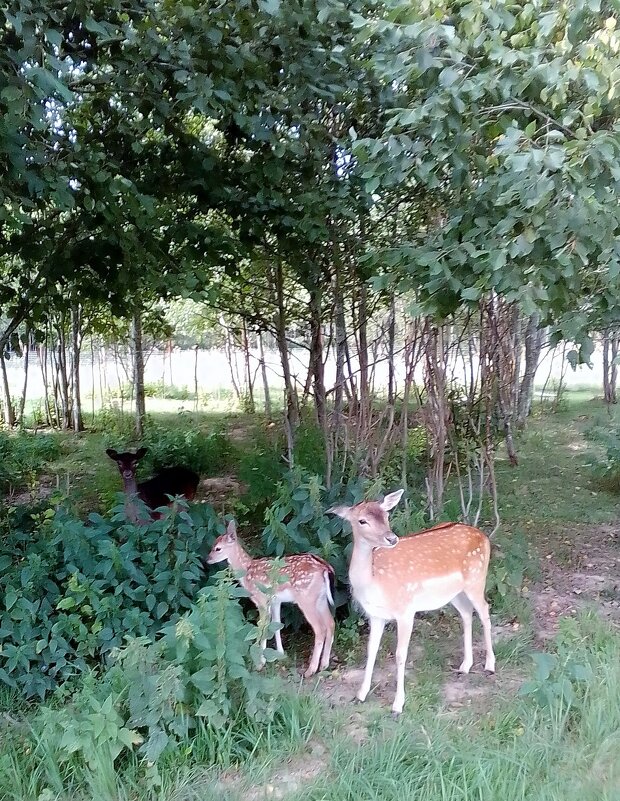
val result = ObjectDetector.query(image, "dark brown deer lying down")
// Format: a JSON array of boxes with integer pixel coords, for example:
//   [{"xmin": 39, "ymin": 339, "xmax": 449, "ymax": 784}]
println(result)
[{"xmin": 106, "ymin": 447, "xmax": 200, "ymax": 522}]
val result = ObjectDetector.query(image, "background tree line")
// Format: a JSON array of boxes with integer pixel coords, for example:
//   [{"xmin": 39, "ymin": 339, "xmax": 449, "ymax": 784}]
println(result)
[{"xmin": 2, "ymin": 0, "xmax": 620, "ymax": 523}]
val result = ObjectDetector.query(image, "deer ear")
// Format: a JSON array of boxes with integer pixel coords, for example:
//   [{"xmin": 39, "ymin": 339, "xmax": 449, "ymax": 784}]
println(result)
[
  {"xmin": 225, "ymin": 519, "xmax": 237, "ymax": 539},
  {"xmin": 106, "ymin": 449, "xmax": 118, "ymax": 460},
  {"xmin": 135, "ymin": 447, "xmax": 148, "ymax": 459},
  {"xmin": 326, "ymin": 505, "xmax": 351, "ymax": 520},
  {"xmin": 381, "ymin": 490, "xmax": 404, "ymax": 512}
]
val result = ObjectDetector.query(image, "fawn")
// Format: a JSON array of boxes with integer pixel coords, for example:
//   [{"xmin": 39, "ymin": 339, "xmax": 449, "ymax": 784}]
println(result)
[
  {"xmin": 106, "ymin": 447, "xmax": 200, "ymax": 522},
  {"xmin": 328, "ymin": 489, "xmax": 495, "ymax": 716},
  {"xmin": 206, "ymin": 519, "xmax": 335, "ymax": 677}
]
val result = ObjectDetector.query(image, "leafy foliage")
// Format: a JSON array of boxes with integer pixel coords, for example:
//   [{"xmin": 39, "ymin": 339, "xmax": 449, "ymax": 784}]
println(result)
[
  {"xmin": 0, "ymin": 502, "xmax": 222, "ymax": 698},
  {"xmin": 141, "ymin": 424, "xmax": 236, "ymax": 477},
  {"xmin": 587, "ymin": 424, "xmax": 620, "ymax": 492},
  {"xmin": 0, "ymin": 432, "xmax": 61, "ymax": 496},
  {"xmin": 261, "ymin": 467, "xmax": 369, "ymax": 598},
  {"xmin": 37, "ymin": 575, "xmax": 283, "ymax": 768}
]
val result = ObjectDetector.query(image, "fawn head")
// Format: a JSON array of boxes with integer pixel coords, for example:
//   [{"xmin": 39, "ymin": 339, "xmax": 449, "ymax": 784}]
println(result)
[
  {"xmin": 206, "ymin": 519, "xmax": 239, "ymax": 565},
  {"xmin": 327, "ymin": 490, "xmax": 404, "ymax": 548},
  {"xmin": 106, "ymin": 447, "xmax": 148, "ymax": 481}
]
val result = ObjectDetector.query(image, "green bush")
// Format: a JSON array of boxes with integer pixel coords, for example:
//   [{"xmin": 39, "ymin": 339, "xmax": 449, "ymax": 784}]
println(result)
[
  {"xmin": 588, "ymin": 425, "xmax": 620, "ymax": 492},
  {"xmin": 141, "ymin": 424, "xmax": 236, "ymax": 477},
  {"xmin": 237, "ymin": 436, "xmax": 287, "ymax": 518},
  {"xmin": 0, "ymin": 501, "xmax": 223, "ymax": 698},
  {"xmin": 261, "ymin": 468, "xmax": 368, "ymax": 599},
  {"xmin": 0, "ymin": 432, "xmax": 62, "ymax": 495},
  {"xmin": 143, "ymin": 381, "xmax": 195, "ymax": 400},
  {"xmin": 36, "ymin": 575, "xmax": 283, "ymax": 768}
]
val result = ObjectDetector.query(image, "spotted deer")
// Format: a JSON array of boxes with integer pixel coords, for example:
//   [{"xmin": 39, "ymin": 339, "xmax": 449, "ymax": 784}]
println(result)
[
  {"xmin": 328, "ymin": 490, "xmax": 495, "ymax": 716},
  {"xmin": 206, "ymin": 519, "xmax": 335, "ymax": 678},
  {"xmin": 106, "ymin": 447, "xmax": 200, "ymax": 523}
]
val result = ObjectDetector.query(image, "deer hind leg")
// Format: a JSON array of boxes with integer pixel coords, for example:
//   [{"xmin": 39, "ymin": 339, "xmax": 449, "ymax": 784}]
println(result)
[
  {"xmin": 317, "ymin": 596, "xmax": 335, "ymax": 672},
  {"xmin": 358, "ymin": 616, "xmax": 386, "ymax": 703},
  {"xmin": 450, "ymin": 592, "xmax": 474, "ymax": 674},
  {"xmin": 465, "ymin": 588, "xmax": 496, "ymax": 674},
  {"xmin": 392, "ymin": 615, "xmax": 415, "ymax": 716},
  {"xmin": 271, "ymin": 599, "xmax": 285, "ymax": 654},
  {"xmin": 297, "ymin": 597, "xmax": 326, "ymax": 678}
]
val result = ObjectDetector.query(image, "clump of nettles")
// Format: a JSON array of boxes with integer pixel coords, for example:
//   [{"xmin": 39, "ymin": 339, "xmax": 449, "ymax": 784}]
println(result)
[{"xmin": 36, "ymin": 575, "xmax": 283, "ymax": 769}]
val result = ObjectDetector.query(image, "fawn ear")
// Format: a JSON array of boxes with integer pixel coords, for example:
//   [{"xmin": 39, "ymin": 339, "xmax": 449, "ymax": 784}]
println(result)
[
  {"xmin": 135, "ymin": 447, "xmax": 148, "ymax": 459},
  {"xmin": 106, "ymin": 449, "xmax": 118, "ymax": 460},
  {"xmin": 380, "ymin": 490, "xmax": 404, "ymax": 512},
  {"xmin": 225, "ymin": 519, "xmax": 237, "ymax": 539},
  {"xmin": 326, "ymin": 504, "xmax": 351, "ymax": 521}
]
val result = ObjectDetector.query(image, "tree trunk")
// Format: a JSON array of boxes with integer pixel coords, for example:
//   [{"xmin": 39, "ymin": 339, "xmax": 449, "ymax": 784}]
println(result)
[
  {"xmin": 0, "ymin": 352, "xmax": 15, "ymax": 427},
  {"xmin": 258, "ymin": 332, "xmax": 271, "ymax": 417},
  {"xmin": 194, "ymin": 345, "xmax": 199, "ymax": 409},
  {"xmin": 241, "ymin": 318, "xmax": 255, "ymax": 414},
  {"xmin": 54, "ymin": 318, "xmax": 71, "ymax": 429},
  {"xmin": 517, "ymin": 313, "xmax": 545, "ymax": 426},
  {"xmin": 423, "ymin": 322, "xmax": 448, "ymax": 519},
  {"xmin": 132, "ymin": 307, "xmax": 146, "ymax": 438},
  {"xmin": 17, "ymin": 327, "xmax": 30, "ymax": 425},
  {"xmin": 603, "ymin": 329, "xmax": 619, "ymax": 405},
  {"xmin": 309, "ymin": 287, "xmax": 330, "ymax": 482},
  {"xmin": 70, "ymin": 303, "xmax": 84, "ymax": 431},
  {"xmin": 332, "ymin": 251, "xmax": 346, "ymax": 475},
  {"xmin": 274, "ymin": 258, "xmax": 299, "ymax": 430},
  {"xmin": 387, "ymin": 295, "xmax": 396, "ymax": 406}
]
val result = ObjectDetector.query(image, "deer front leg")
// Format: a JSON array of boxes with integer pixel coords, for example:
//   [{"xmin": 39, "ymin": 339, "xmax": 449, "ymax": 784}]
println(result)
[
  {"xmin": 392, "ymin": 615, "xmax": 415, "ymax": 716},
  {"xmin": 357, "ymin": 616, "xmax": 386, "ymax": 702}
]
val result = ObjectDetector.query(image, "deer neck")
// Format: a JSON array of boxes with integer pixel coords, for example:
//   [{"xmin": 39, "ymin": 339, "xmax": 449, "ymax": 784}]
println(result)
[
  {"xmin": 122, "ymin": 474, "xmax": 139, "ymax": 497},
  {"xmin": 348, "ymin": 534, "xmax": 376, "ymax": 590},
  {"xmin": 121, "ymin": 475, "xmax": 144, "ymax": 523},
  {"xmin": 227, "ymin": 542, "xmax": 254, "ymax": 574}
]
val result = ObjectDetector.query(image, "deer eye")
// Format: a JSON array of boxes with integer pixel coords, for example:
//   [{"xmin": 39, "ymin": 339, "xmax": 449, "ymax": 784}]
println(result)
[
  {"xmin": 359, "ymin": 519, "xmax": 368, "ymax": 525},
  {"xmin": 214, "ymin": 546, "xmax": 221, "ymax": 552}
]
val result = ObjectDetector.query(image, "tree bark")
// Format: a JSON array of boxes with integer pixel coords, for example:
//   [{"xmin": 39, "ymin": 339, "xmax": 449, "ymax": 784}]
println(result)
[
  {"xmin": 258, "ymin": 332, "xmax": 271, "ymax": 417},
  {"xmin": 0, "ymin": 352, "xmax": 15, "ymax": 427},
  {"xmin": 517, "ymin": 313, "xmax": 545, "ymax": 426},
  {"xmin": 132, "ymin": 307, "xmax": 146, "ymax": 438},
  {"xmin": 17, "ymin": 327, "xmax": 30, "ymax": 425},
  {"xmin": 309, "ymin": 286, "xmax": 330, "ymax": 483},
  {"xmin": 273, "ymin": 257, "xmax": 299, "ymax": 465},
  {"xmin": 602, "ymin": 329, "xmax": 619, "ymax": 405},
  {"xmin": 241, "ymin": 318, "xmax": 255, "ymax": 414},
  {"xmin": 70, "ymin": 303, "xmax": 84, "ymax": 431}
]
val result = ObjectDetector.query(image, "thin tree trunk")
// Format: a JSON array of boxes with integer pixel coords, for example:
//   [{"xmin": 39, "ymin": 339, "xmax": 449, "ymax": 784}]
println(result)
[
  {"xmin": 241, "ymin": 318, "xmax": 255, "ymax": 414},
  {"xmin": 194, "ymin": 345, "xmax": 199, "ymax": 410},
  {"xmin": 258, "ymin": 332, "xmax": 272, "ymax": 417},
  {"xmin": 274, "ymin": 258, "xmax": 299, "ymax": 431},
  {"xmin": 603, "ymin": 329, "xmax": 618, "ymax": 405},
  {"xmin": 132, "ymin": 308, "xmax": 146, "ymax": 438},
  {"xmin": 0, "ymin": 352, "xmax": 15, "ymax": 427},
  {"xmin": 18, "ymin": 328, "xmax": 30, "ymax": 425},
  {"xmin": 54, "ymin": 317, "xmax": 70, "ymax": 429},
  {"xmin": 39, "ymin": 340, "xmax": 52, "ymax": 426},
  {"xmin": 309, "ymin": 287, "xmax": 330, "ymax": 483},
  {"xmin": 387, "ymin": 295, "xmax": 396, "ymax": 406},
  {"xmin": 332, "ymin": 251, "xmax": 346, "ymax": 474},
  {"xmin": 517, "ymin": 312, "xmax": 544, "ymax": 426},
  {"xmin": 70, "ymin": 303, "xmax": 84, "ymax": 431}
]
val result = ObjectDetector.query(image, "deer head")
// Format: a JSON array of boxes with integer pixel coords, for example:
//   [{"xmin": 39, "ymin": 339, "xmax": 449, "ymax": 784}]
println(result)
[
  {"xmin": 327, "ymin": 489, "xmax": 404, "ymax": 548},
  {"xmin": 206, "ymin": 519, "xmax": 240, "ymax": 565},
  {"xmin": 106, "ymin": 447, "xmax": 148, "ymax": 482}
]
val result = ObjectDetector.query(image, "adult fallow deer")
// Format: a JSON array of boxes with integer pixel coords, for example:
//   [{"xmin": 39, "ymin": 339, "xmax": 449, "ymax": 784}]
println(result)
[
  {"xmin": 106, "ymin": 447, "xmax": 200, "ymax": 523},
  {"xmin": 328, "ymin": 490, "xmax": 495, "ymax": 716},
  {"xmin": 206, "ymin": 519, "xmax": 335, "ymax": 678}
]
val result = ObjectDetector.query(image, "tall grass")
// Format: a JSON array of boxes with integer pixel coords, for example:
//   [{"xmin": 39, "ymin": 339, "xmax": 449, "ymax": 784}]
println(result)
[{"xmin": 287, "ymin": 613, "xmax": 620, "ymax": 801}]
